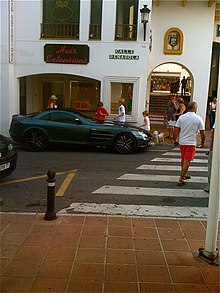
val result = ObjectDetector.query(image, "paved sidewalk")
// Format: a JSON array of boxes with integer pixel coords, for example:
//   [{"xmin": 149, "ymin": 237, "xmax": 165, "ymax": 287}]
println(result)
[{"xmin": 0, "ymin": 213, "xmax": 219, "ymax": 293}]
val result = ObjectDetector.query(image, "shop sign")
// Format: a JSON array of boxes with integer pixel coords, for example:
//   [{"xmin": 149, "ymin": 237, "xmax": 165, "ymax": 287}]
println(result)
[
  {"xmin": 44, "ymin": 44, "xmax": 89, "ymax": 64},
  {"xmin": 109, "ymin": 49, "xmax": 139, "ymax": 60}
]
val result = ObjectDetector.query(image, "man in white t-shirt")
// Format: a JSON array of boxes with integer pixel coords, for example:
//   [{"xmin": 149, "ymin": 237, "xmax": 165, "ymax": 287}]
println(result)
[
  {"xmin": 114, "ymin": 98, "xmax": 126, "ymax": 123},
  {"xmin": 173, "ymin": 101, "xmax": 205, "ymax": 186}
]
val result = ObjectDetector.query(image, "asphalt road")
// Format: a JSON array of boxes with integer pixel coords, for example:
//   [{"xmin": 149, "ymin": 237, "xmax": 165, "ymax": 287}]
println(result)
[{"xmin": 0, "ymin": 143, "xmax": 209, "ymax": 217}]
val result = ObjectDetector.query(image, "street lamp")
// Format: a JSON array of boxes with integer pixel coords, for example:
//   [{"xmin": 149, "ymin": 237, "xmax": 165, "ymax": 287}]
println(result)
[{"xmin": 140, "ymin": 4, "xmax": 151, "ymax": 41}]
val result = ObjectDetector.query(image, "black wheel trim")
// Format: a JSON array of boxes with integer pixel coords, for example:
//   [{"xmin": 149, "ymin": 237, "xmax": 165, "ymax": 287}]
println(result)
[
  {"xmin": 24, "ymin": 130, "xmax": 48, "ymax": 151},
  {"xmin": 114, "ymin": 133, "xmax": 136, "ymax": 154}
]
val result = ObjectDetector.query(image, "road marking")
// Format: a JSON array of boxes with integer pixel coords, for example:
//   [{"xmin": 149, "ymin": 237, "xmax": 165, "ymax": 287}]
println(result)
[
  {"xmin": 0, "ymin": 170, "xmax": 77, "ymax": 186},
  {"xmin": 118, "ymin": 174, "xmax": 207, "ymax": 183},
  {"xmin": 92, "ymin": 185, "xmax": 208, "ymax": 198},
  {"xmin": 173, "ymin": 147, "xmax": 209, "ymax": 152},
  {"xmin": 162, "ymin": 152, "xmax": 207, "ymax": 157},
  {"xmin": 58, "ymin": 202, "xmax": 209, "ymax": 218},
  {"xmin": 152, "ymin": 158, "xmax": 208, "ymax": 163},
  {"xmin": 137, "ymin": 165, "xmax": 208, "ymax": 172},
  {"xmin": 56, "ymin": 171, "xmax": 77, "ymax": 197}
]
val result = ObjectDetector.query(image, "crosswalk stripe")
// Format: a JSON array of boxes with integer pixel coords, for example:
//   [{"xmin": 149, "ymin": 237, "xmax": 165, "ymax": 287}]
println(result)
[
  {"xmin": 118, "ymin": 174, "xmax": 207, "ymax": 183},
  {"xmin": 152, "ymin": 158, "xmax": 208, "ymax": 163},
  {"xmin": 58, "ymin": 202, "xmax": 208, "ymax": 218},
  {"xmin": 92, "ymin": 185, "xmax": 208, "ymax": 198},
  {"xmin": 137, "ymin": 165, "xmax": 208, "ymax": 172},
  {"xmin": 162, "ymin": 152, "xmax": 207, "ymax": 157},
  {"xmin": 173, "ymin": 147, "xmax": 209, "ymax": 152}
]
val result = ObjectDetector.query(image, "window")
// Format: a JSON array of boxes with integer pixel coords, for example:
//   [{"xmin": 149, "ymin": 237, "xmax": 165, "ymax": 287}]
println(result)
[
  {"xmin": 89, "ymin": 0, "xmax": 102, "ymax": 40},
  {"xmin": 111, "ymin": 83, "xmax": 133, "ymax": 114},
  {"xmin": 41, "ymin": 0, "xmax": 80, "ymax": 39},
  {"xmin": 50, "ymin": 112, "xmax": 78, "ymax": 124},
  {"xmin": 115, "ymin": 0, "xmax": 138, "ymax": 41}
]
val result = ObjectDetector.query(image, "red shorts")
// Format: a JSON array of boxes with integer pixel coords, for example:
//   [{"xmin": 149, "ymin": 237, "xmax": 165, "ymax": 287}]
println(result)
[{"xmin": 179, "ymin": 145, "xmax": 196, "ymax": 161}]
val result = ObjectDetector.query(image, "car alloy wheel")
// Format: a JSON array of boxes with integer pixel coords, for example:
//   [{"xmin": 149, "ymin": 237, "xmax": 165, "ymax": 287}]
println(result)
[
  {"xmin": 24, "ymin": 129, "xmax": 48, "ymax": 152},
  {"xmin": 113, "ymin": 133, "xmax": 137, "ymax": 154}
]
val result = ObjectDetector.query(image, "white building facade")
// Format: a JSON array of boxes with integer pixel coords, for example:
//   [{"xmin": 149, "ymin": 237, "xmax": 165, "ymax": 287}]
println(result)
[{"xmin": 0, "ymin": 0, "xmax": 219, "ymax": 135}]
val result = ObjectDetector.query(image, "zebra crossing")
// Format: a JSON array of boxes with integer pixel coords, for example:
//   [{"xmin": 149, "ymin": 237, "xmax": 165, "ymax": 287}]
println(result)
[{"xmin": 58, "ymin": 147, "xmax": 210, "ymax": 218}]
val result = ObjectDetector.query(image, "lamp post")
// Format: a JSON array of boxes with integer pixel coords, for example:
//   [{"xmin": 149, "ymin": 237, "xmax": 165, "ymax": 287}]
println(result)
[{"xmin": 140, "ymin": 4, "xmax": 151, "ymax": 41}]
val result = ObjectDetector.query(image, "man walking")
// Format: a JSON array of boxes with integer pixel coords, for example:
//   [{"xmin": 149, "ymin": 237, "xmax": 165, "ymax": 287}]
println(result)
[{"xmin": 173, "ymin": 101, "xmax": 205, "ymax": 186}]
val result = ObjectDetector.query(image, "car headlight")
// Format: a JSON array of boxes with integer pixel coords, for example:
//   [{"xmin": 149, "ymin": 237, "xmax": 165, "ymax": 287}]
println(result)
[
  {"xmin": 8, "ymin": 143, "xmax": 14, "ymax": 151},
  {"xmin": 138, "ymin": 131, "xmax": 148, "ymax": 139}
]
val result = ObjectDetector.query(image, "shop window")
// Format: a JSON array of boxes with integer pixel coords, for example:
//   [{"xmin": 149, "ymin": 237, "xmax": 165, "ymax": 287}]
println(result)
[
  {"xmin": 115, "ymin": 0, "xmax": 138, "ymax": 41},
  {"xmin": 89, "ymin": 0, "xmax": 102, "ymax": 40},
  {"xmin": 41, "ymin": 0, "xmax": 80, "ymax": 39},
  {"xmin": 110, "ymin": 83, "xmax": 133, "ymax": 115},
  {"xmin": 42, "ymin": 82, "xmax": 65, "ymax": 109}
]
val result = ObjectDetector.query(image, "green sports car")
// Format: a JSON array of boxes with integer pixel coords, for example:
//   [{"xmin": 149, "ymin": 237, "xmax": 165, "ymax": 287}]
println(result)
[{"xmin": 9, "ymin": 109, "xmax": 151, "ymax": 154}]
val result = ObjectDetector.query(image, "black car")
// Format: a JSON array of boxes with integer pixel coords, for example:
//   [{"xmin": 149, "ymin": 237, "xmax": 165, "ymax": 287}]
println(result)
[
  {"xmin": 9, "ymin": 109, "xmax": 151, "ymax": 154},
  {"xmin": 0, "ymin": 134, "xmax": 17, "ymax": 178}
]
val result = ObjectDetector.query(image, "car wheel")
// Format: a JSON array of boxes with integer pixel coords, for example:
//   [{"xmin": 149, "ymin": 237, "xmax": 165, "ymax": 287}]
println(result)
[
  {"xmin": 113, "ymin": 133, "xmax": 137, "ymax": 154},
  {"xmin": 24, "ymin": 129, "xmax": 48, "ymax": 152}
]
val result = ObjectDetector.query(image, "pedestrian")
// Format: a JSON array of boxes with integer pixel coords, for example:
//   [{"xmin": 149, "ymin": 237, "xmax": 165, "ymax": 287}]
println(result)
[
  {"xmin": 181, "ymin": 76, "xmax": 187, "ymax": 96},
  {"xmin": 95, "ymin": 101, "xmax": 108, "ymax": 124},
  {"xmin": 173, "ymin": 101, "xmax": 205, "ymax": 186},
  {"xmin": 174, "ymin": 97, "xmax": 186, "ymax": 121},
  {"xmin": 204, "ymin": 123, "xmax": 215, "ymax": 193},
  {"xmin": 114, "ymin": 98, "xmax": 126, "ymax": 123},
  {"xmin": 138, "ymin": 111, "xmax": 153, "ymax": 139},
  {"xmin": 166, "ymin": 96, "xmax": 178, "ymax": 140},
  {"xmin": 47, "ymin": 95, "xmax": 58, "ymax": 108},
  {"xmin": 209, "ymin": 97, "xmax": 217, "ymax": 129}
]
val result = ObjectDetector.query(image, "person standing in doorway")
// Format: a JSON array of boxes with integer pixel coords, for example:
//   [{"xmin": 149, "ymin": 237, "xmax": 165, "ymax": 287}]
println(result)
[
  {"xmin": 48, "ymin": 95, "xmax": 58, "ymax": 108},
  {"xmin": 209, "ymin": 97, "xmax": 217, "ymax": 129},
  {"xmin": 95, "ymin": 102, "xmax": 109, "ymax": 124},
  {"xmin": 173, "ymin": 101, "xmax": 205, "ymax": 186},
  {"xmin": 114, "ymin": 98, "xmax": 126, "ymax": 124},
  {"xmin": 181, "ymin": 76, "xmax": 187, "ymax": 96}
]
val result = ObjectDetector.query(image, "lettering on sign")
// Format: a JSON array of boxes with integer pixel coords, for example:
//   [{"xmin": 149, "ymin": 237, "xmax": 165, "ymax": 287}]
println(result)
[
  {"xmin": 44, "ymin": 44, "xmax": 89, "ymax": 64},
  {"xmin": 109, "ymin": 49, "xmax": 139, "ymax": 60}
]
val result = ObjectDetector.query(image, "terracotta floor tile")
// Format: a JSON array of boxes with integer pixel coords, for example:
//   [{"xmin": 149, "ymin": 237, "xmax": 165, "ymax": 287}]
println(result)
[
  {"xmin": 56, "ymin": 224, "xmax": 82, "ymax": 235},
  {"xmin": 75, "ymin": 248, "xmax": 105, "ymax": 263},
  {"xmin": 45, "ymin": 246, "xmax": 76, "ymax": 261},
  {"xmin": 30, "ymin": 223, "xmax": 57, "ymax": 234},
  {"xmin": 165, "ymin": 251, "xmax": 198, "ymax": 266},
  {"xmin": 0, "ymin": 214, "xmax": 17, "ymax": 225},
  {"xmin": 38, "ymin": 261, "xmax": 72, "ymax": 279},
  {"xmin": 106, "ymin": 249, "xmax": 136, "ymax": 264},
  {"xmin": 50, "ymin": 234, "xmax": 80, "ymax": 248},
  {"xmin": 140, "ymin": 282, "xmax": 175, "ymax": 292},
  {"xmin": 107, "ymin": 236, "xmax": 134, "ymax": 250},
  {"xmin": 22, "ymin": 233, "xmax": 54, "ymax": 247},
  {"xmin": 84, "ymin": 216, "xmax": 107, "ymax": 226},
  {"xmin": 182, "ymin": 229, "xmax": 206, "ymax": 240},
  {"xmin": 4, "ymin": 223, "xmax": 33, "ymax": 234},
  {"xmin": 0, "ymin": 221, "xmax": 9, "ymax": 232},
  {"xmin": 1, "ymin": 245, "xmax": 20, "ymax": 259},
  {"xmin": 31, "ymin": 278, "xmax": 68, "ymax": 292},
  {"xmin": 187, "ymin": 240, "xmax": 206, "ymax": 252},
  {"xmin": 161, "ymin": 239, "xmax": 190, "ymax": 251},
  {"xmin": 207, "ymin": 285, "xmax": 220, "ymax": 292},
  {"xmin": 3, "ymin": 260, "xmax": 41, "ymax": 278},
  {"xmin": 174, "ymin": 283, "xmax": 209, "ymax": 292},
  {"xmin": 104, "ymin": 281, "xmax": 139, "ymax": 292},
  {"xmin": 79, "ymin": 235, "xmax": 106, "ymax": 248},
  {"xmin": 200, "ymin": 266, "xmax": 220, "ymax": 285},
  {"xmin": 134, "ymin": 238, "xmax": 162, "ymax": 251},
  {"xmin": 155, "ymin": 219, "xmax": 179, "ymax": 229},
  {"xmin": 0, "ymin": 276, "xmax": 34, "ymax": 292},
  {"xmin": 108, "ymin": 217, "xmax": 132, "ymax": 226},
  {"xmin": 108, "ymin": 226, "xmax": 132, "ymax": 237},
  {"xmin": 82, "ymin": 225, "xmax": 107, "ymax": 236},
  {"xmin": 60, "ymin": 215, "xmax": 85, "ymax": 225},
  {"xmin": 71, "ymin": 263, "xmax": 104, "ymax": 280},
  {"xmin": 133, "ymin": 227, "xmax": 158, "ymax": 238},
  {"xmin": 67, "ymin": 279, "xmax": 102, "ymax": 292},
  {"xmin": 13, "ymin": 245, "xmax": 48, "ymax": 262},
  {"xmin": 136, "ymin": 250, "xmax": 166, "ymax": 265},
  {"xmin": 12, "ymin": 214, "xmax": 37, "ymax": 224},
  {"xmin": 138, "ymin": 265, "xmax": 171, "ymax": 283},
  {"xmin": 178, "ymin": 220, "xmax": 204, "ymax": 230},
  {"xmin": 169, "ymin": 266, "xmax": 205, "ymax": 284},
  {"xmin": 1, "ymin": 233, "xmax": 26, "ymax": 246},
  {"xmin": 105, "ymin": 264, "xmax": 137, "ymax": 282},
  {"xmin": 132, "ymin": 217, "xmax": 155, "ymax": 228},
  {"xmin": 0, "ymin": 259, "xmax": 12, "ymax": 272},
  {"xmin": 157, "ymin": 228, "xmax": 184, "ymax": 240}
]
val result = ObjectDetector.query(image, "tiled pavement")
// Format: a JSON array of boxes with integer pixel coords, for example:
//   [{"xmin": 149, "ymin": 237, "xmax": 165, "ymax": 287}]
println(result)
[{"xmin": 0, "ymin": 213, "xmax": 219, "ymax": 293}]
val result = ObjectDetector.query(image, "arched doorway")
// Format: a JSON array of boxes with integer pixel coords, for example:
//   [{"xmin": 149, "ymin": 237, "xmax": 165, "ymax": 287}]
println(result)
[{"xmin": 147, "ymin": 63, "xmax": 193, "ymax": 117}]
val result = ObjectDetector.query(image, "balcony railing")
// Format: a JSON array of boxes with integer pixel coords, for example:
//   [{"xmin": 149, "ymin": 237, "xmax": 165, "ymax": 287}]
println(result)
[
  {"xmin": 41, "ymin": 23, "xmax": 79, "ymax": 39},
  {"xmin": 115, "ymin": 24, "xmax": 137, "ymax": 41},
  {"xmin": 89, "ymin": 24, "xmax": 101, "ymax": 40}
]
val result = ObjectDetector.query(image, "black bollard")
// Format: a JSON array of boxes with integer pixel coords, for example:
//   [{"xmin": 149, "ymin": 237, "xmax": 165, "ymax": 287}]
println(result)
[{"xmin": 44, "ymin": 170, "xmax": 57, "ymax": 221}]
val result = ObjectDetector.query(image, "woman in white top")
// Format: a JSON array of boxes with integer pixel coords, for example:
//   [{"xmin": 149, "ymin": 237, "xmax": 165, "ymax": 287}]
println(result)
[{"xmin": 209, "ymin": 97, "xmax": 217, "ymax": 129}]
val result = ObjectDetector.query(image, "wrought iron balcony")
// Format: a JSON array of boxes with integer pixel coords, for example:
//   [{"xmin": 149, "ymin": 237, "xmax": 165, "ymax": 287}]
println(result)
[
  {"xmin": 115, "ymin": 24, "xmax": 137, "ymax": 41},
  {"xmin": 41, "ymin": 23, "xmax": 79, "ymax": 39},
  {"xmin": 89, "ymin": 24, "xmax": 101, "ymax": 40}
]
